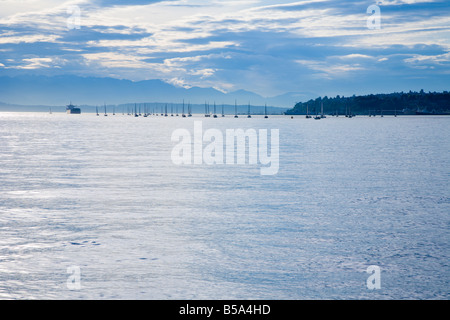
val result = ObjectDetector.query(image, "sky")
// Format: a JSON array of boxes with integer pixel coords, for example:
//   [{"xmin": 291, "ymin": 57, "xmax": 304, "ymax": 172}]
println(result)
[{"xmin": 0, "ymin": 0, "xmax": 449, "ymax": 99}]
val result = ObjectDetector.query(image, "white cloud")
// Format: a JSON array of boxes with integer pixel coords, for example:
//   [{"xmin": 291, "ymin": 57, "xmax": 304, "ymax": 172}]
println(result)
[
  {"xmin": 296, "ymin": 59, "xmax": 366, "ymax": 78},
  {"xmin": 165, "ymin": 77, "xmax": 192, "ymax": 89},
  {"xmin": 376, "ymin": 0, "xmax": 437, "ymax": 5},
  {"xmin": 8, "ymin": 57, "xmax": 66, "ymax": 69},
  {"xmin": 189, "ymin": 68, "xmax": 216, "ymax": 78},
  {"xmin": 336, "ymin": 54, "xmax": 374, "ymax": 60},
  {"xmin": 404, "ymin": 52, "xmax": 450, "ymax": 65},
  {"xmin": 0, "ymin": 34, "xmax": 60, "ymax": 44},
  {"xmin": 82, "ymin": 52, "xmax": 151, "ymax": 69}
]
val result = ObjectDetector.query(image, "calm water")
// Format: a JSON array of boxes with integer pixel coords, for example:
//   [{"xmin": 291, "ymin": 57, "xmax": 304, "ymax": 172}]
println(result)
[{"xmin": 0, "ymin": 112, "xmax": 448, "ymax": 300}]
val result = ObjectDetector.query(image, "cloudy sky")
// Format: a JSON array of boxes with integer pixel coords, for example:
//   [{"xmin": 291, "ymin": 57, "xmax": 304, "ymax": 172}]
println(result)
[{"xmin": 0, "ymin": 0, "xmax": 449, "ymax": 98}]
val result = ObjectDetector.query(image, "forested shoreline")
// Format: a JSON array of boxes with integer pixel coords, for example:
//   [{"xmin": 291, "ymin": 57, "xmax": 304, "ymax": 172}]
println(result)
[{"xmin": 286, "ymin": 90, "xmax": 450, "ymax": 115}]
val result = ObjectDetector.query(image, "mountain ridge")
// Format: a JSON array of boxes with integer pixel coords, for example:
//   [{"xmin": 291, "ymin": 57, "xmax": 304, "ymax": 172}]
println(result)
[{"xmin": 0, "ymin": 75, "xmax": 302, "ymax": 108}]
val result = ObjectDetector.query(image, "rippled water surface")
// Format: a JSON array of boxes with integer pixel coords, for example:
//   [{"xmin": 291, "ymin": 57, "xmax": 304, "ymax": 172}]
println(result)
[{"xmin": 0, "ymin": 112, "xmax": 449, "ymax": 299}]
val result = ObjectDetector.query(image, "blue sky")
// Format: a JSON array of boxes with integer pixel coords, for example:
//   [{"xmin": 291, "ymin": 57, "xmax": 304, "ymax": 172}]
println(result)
[{"xmin": 0, "ymin": 0, "xmax": 449, "ymax": 99}]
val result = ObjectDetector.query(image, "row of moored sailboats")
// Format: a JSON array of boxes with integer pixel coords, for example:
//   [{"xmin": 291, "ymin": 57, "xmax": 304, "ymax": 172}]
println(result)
[
  {"xmin": 304, "ymin": 102, "xmax": 355, "ymax": 119},
  {"xmin": 96, "ymin": 100, "xmax": 271, "ymax": 118}
]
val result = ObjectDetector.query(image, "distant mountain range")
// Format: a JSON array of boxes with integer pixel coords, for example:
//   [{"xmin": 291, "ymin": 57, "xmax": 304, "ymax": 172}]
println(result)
[{"xmin": 0, "ymin": 75, "xmax": 310, "ymax": 110}]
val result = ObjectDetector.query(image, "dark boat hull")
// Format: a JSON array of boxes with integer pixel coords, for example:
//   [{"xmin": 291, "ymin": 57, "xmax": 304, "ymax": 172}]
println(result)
[{"xmin": 66, "ymin": 108, "xmax": 81, "ymax": 114}]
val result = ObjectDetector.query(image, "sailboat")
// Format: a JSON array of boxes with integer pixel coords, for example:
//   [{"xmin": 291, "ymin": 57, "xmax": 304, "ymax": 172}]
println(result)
[
  {"xmin": 104, "ymin": 104, "xmax": 108, "ymax": 116},
  {"xmin": 247, "ymin": 103, "xmax": 252, "ymax": 118},
  {"xmin": 314, "ymin": 106, "xmax": 321, "ymax": 120},
  {"xmin": 234, "ymin": 100, "xmax": 239, "ymax": 118},
  {"xmin": 222, "ymin": 104, "xmax": 225, "ymax": 117},
  {"xmin": 306, "ymin": 104, "xmax": 311, "ymax": 118},
  {"xmin": 144, "ymin": 103, "xmax": 148, "ymax": 117},
  {"xmin": 213, "ymin": 102, "xmax": 218, "ymax": 118},
  {"xmin": 320, "ymin": 102, "xmax": 326, "ymax": 118},
  {"xmin": 188, "ymin": 102, "xmax": 192, "ymax": 117},
  {"xmin": 49, "ymin": 107, "xmax": 52, "ymax": 114},
  {"xmin": 264, "ymin": 104, "xmax": 268, "ymax": 118},
  {"xmin": 204, "ymin": 102, "xmax": 211, "ymax": 117},
  {"xmin": 96, "ymin": 106, "xmax": 99, "ymax": 116},
  {"xmin": 182, "ymin": 100, "xmax": 186, "ymax": 117},
  {"xmin": 165, "ymin": 104, "xmax": 168, "ymax": 117}
]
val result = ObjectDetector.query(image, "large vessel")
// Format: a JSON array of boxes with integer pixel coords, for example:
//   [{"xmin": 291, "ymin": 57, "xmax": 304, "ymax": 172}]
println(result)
[{"xmin": 66, "ymin": 103, "xmax": 81, "ymax": 114}]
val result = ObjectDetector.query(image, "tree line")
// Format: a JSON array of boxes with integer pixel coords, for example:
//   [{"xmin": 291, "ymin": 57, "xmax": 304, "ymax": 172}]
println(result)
[{"xmin": 285, "ymin": 90, "xmax": 450, "ymax": 115}]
